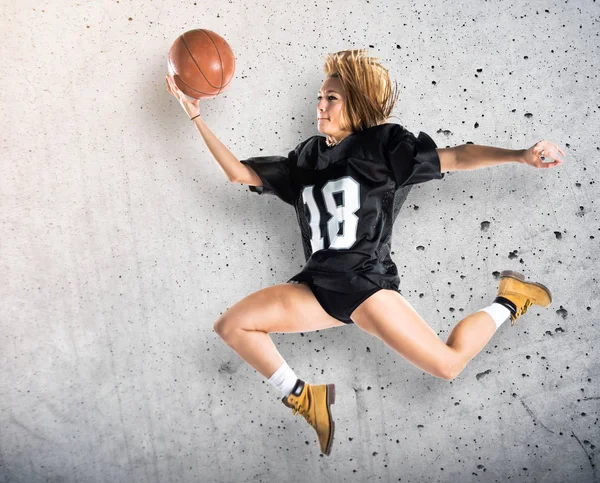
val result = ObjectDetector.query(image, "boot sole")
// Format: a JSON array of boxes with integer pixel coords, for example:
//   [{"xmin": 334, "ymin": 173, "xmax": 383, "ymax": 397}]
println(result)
[
  {"xmin": 499, "ymin": 270, "xmax": 553, "ymax": 304},
  {"xmin": 324, "ymin": 384, "xmax": 335, "ymax": 456}
]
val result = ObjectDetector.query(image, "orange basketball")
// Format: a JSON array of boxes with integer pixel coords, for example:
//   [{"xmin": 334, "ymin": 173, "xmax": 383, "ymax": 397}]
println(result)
[{"xmin": 167, "ymin": 29, "xmax": 235, "ymax": 100}]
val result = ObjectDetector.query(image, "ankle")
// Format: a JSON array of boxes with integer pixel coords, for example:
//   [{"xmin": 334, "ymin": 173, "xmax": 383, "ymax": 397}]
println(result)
[
  {"xmin": 267, "ymin": 361, "xmax": 300, "ymax": 396},
  {"xmin": 480, "ymin": 302, "xmax": 511, "ymax": 329}
]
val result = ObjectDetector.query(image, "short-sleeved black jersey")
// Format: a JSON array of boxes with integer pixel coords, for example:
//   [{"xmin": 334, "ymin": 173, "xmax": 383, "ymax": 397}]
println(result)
[{"xmin": 240, "ymin": 122, "xmax": 444, "ymax": 292}]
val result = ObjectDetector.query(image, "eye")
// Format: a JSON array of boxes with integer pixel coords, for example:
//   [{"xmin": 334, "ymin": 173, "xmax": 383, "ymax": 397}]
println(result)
[{"xmin": 317, "ymin": 96, "xmax": 337, "ymax": 100}]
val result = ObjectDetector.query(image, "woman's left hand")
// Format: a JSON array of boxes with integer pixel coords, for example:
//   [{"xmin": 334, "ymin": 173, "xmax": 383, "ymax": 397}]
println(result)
[{"xmin": 521, "ymin": 140, "xmax": 565, "ymax": 168}]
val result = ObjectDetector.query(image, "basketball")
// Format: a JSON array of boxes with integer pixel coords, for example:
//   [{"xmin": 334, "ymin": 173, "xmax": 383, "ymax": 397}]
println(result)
[{"xmin": 167, "ymin": 29, "xmax": 235, "ymax": 100}]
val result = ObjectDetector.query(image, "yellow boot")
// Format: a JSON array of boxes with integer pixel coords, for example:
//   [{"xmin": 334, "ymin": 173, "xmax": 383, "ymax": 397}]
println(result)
[
  {"xmin": 495, "ymin": 270, "xmax": 552, "ymax": 326},
  {"xmin": 282, "ymin": 379, "xmax": 336, "ymax": 455}
]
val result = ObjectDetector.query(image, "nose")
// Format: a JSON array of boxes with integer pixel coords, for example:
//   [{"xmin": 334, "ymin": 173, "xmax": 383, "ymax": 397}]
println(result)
[{"xmin": 317, "ymin": 97, "xmax": 327, "ymax": 112}]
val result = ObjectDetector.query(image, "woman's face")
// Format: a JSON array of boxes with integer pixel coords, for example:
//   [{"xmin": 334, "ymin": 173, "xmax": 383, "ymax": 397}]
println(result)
[{"xmin": 317, "ymin": 76, "xmax": 352, "ymax": 140}]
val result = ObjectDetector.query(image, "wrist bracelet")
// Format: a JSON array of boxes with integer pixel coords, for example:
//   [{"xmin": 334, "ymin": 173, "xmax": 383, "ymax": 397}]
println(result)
[{"xmin": 190, "ymin": 114, "xmax": 201, "ymax": 121}]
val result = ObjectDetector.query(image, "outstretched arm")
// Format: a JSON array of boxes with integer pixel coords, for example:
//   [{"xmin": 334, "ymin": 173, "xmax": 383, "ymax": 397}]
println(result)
[
  {"xmin": 438, "ymin": 140, "xmax": 564, "ymax": 172},
  {"xmin": 165, "ymin": 74, "xmax": 261, "ymax": 186}
]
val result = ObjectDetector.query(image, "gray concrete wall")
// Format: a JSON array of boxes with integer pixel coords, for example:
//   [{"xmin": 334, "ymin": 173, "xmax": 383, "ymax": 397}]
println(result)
[{"xmin": 1, "ymin": 0, "xmax": 598, "ymax": 482}]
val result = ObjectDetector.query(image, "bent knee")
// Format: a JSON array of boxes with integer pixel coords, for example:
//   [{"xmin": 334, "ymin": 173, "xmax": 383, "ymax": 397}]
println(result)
[
  {"xmin": 213, "ymin": 315, "xmax": 239, "ymax": 340},
  {"xmin": 439, "ymin": 370, "xmax": 457, "ymax": 381},
  {"xmin": 434, "ymin": 360, "xmax": 463, "ymax": 381}
]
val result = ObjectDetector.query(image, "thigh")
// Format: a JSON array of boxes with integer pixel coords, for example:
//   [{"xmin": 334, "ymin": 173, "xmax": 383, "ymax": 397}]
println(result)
[
  {"xmin": 350, "ymin": 289, "xmax": 456, "ymax": 377},
  {"xmin": 215, "ymin": 282, "xmax": 346, "ymax": 335}
]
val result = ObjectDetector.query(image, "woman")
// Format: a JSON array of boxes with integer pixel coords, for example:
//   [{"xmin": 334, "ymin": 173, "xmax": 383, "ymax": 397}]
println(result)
[{"xmin": 165, "ymin": 49, "xmax": 564, "ymax": 456}]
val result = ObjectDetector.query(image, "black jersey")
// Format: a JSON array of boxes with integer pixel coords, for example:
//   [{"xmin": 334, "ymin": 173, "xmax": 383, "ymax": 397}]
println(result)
[{"xmin": 240, "ymin": 123, "xmax": 444, "ymax": 292}]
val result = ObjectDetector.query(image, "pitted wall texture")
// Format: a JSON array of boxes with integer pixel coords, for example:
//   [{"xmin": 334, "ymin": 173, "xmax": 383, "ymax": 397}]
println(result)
[{"xmin": 1, "ymin": 0, "xmax": 598, "ymax": 482}]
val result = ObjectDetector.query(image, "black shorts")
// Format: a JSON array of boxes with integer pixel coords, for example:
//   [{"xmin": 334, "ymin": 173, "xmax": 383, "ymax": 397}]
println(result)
[{"xmin": 288, "ymin": 276, "xmax": 383, "ymax": 325}]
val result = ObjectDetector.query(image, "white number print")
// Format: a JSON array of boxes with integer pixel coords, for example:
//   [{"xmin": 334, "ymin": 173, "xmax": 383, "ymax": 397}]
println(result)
[{"xmin": 301, "ymin": 176, "xmax": 361, "ymax": 253}]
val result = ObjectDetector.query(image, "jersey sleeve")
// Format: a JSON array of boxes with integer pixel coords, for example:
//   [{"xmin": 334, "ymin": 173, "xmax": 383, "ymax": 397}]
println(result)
[
  {"xmin": 239, "ymin": 145, "xmax": 299, "ymax": 206},
  {"xmin": 386, "ymin": 125, "xmax": 445, "ymax": 188}
]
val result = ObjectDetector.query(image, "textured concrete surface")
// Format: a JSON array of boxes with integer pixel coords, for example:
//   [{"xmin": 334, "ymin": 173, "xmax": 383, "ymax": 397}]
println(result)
[{"xmin": 1, "ymin": 0, "xmax": 598, "ymax": 482}]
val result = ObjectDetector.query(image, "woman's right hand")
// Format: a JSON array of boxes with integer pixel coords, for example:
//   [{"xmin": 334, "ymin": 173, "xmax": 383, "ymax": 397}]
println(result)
[{"xmin": 166, "ymin": 74, "xmax": 201, "ymax": 120}]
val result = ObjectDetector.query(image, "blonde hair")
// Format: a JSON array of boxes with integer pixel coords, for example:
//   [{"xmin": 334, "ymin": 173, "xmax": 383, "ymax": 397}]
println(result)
[{"xmin": 322, "ymin": 49, "xmax": 400, "ymax": 133}]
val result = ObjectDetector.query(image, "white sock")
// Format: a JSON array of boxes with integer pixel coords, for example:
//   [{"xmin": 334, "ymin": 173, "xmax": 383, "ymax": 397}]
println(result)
[
  {"xmin": 479, "ymin": 303, "xmax": 511, "ymax": 329},
  {"xmin": 267, "ymin": 361, "xmax": 299, "ymax": 396}
]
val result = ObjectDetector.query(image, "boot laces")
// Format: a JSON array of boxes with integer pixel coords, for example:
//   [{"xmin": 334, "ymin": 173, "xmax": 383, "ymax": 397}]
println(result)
[
  {"xmin": 291, "ymin": 400, "xmax": 313, "ymax": 425},
  {"xmin": 512, "ymin": 299, "xmax": 532, "ymax": 324},
  {"xmin": 519, "ymin": 299, "xmax": 532, "ymax": 317}
]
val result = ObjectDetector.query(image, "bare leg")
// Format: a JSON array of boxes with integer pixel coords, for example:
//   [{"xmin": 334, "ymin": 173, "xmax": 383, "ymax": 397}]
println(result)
[
  {"xmin": 445, "ymin": 311, "xmax": 497, "ymax": 374},
  {"xmin": 222, "ymin": 329, "xmax": 286, "ymax": 379},
  {"xmin": 213, "ymin": 282, "xmax": 345, "ymax": 378},
  {"xmin": 350, "ymin": 290, "xmax": 498, "ymax": 380}
]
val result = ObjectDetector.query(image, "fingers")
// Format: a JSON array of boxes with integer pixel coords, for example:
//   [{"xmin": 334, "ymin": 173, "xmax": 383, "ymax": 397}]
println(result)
[
  {"xmin": 165, "ymin": 74, "xmax": 180, "ymax": 97},
  {"xmin": 165, "ymin": 74, "xmax": 201, "ymax": 119},
  {"xmin": 535, "ymin": 158, "xmax": 562, "ymax": 169},
  {"xmin": 536, "ymin": 142, "xmax": 566, "ymax": 169},
  {"xmin": 528, "ymin": 143, "xmax": 563, "ymax": 168}
]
